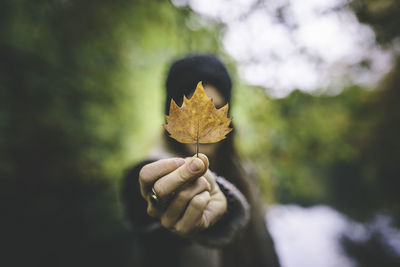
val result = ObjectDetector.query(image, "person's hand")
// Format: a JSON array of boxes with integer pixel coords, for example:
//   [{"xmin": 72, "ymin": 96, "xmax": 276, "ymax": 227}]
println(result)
[{"xmin": 138, "ymin": 153, "xmax": 227, "ymax": 237}]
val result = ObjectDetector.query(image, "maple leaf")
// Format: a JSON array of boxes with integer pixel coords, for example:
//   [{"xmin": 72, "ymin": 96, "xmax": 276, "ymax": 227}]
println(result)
[{"xmin": 164, "ymin": 81, "xmax": 232, "ymax": 145}]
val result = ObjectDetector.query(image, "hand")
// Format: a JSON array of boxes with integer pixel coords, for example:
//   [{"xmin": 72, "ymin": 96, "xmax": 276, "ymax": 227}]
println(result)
[{"xmin": 138, "ymin": 153, "xmax": 227, "ymax": 237}]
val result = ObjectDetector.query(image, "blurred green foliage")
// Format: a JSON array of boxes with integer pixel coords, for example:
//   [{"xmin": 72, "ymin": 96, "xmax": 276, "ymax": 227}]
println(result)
[{"xmin": 234, "ymin": 75, "xmax": 400, "ymax": 224}]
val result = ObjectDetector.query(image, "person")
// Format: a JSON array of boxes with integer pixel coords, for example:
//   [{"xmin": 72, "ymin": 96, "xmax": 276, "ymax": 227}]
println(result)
[{"xmin": 121, "ymin": 55, "xmax": 280, "ymax": 267}]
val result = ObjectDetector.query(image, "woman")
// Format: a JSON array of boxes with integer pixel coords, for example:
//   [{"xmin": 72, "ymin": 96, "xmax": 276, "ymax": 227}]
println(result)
[{"xmin": 121, "ymin": 55, "xmax": 280, "ymax": 267}]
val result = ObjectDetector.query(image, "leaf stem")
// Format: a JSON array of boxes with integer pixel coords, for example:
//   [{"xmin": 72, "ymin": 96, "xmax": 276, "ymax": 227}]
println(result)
[{"xmin": 196, "ymin": 120, "xmax": 199, "ymax": 157}]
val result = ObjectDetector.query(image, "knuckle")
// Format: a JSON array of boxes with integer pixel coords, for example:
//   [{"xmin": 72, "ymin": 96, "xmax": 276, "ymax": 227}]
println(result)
[
  {"xmin": 176, "ymin": 191, "xmax": 189, "ymax": 204},
  {"xmin": 171, "ymin": 196, "xmax": 188, "ymax": 211},
  {"xmin": 205, "ymin": 191, "xmax": 211, "ymax": 201},
  {"xmin": 198, "ymin": 176, "xmax": 210, "ymax": 190},
  {"xmin": 153, "ymin": 183, "xmax": 165, "ymax": 198},
  {"xmin": 178, "ymin": 166, "xmax": 191, "ymax": 183},
  {"xmin": 191, "ymin": 194, "xmax": 208, "ymax": 209}
]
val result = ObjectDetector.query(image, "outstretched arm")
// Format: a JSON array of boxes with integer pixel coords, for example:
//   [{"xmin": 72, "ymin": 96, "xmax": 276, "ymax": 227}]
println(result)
[{"xmin": 121, "ymin": 154, "xmax": 249, "ymax": 246}]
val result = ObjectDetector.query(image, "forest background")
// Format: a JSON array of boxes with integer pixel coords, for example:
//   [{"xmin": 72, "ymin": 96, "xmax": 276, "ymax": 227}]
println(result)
[{"xmin": 1, "ymin": 0, "xmax": 399, "ymax": 266}]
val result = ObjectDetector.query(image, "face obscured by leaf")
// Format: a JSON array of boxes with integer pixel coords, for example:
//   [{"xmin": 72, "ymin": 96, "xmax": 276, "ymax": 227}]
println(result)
[{"xmin": 164, "ymin": 81, "xmax": 232, "ymax": 146}]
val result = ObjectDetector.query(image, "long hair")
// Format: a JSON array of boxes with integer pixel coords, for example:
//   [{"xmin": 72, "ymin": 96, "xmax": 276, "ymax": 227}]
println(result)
[{"xmin": 163, "ymin": 54, "xmax": 280, "ymax": 266}]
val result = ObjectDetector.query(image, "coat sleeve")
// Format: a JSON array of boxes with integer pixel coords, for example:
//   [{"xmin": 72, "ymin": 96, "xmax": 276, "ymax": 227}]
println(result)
[{"xmin": 121, "ymin": 161, "xmax": 250, "ymax": 247}]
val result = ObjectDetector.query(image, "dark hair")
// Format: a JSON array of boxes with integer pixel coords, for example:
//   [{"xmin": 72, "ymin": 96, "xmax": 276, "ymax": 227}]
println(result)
[{"xmin": 165, "ymin": 54, "xmax": 232, "ymax": 114}]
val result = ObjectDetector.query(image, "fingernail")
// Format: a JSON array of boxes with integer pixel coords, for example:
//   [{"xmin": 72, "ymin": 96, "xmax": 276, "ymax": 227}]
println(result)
[
  {"xmin": 175, "ymin": 158, "xmax": 185, "ymax": 166},
  {"xmin": 189, "ymin": 159, "xmax": 202, "ymax": 172}
]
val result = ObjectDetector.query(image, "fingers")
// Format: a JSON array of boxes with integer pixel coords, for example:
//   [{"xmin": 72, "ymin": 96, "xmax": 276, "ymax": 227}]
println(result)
[
  {"xmin": 140, "ymin": 154, "xmax": 211, "ymax": 224},
  {"xmin": 200, "ymin": 173, "xmax": 227, "ymax": 227},
  {"xmin": 196, "ymin": 153, "xmax": 209, "ymax": 170},
  {"xmin": 203, "ymin": 170, "xmax": 217, "ymax": 192},
  {"xmin": 174, "ymin": 191, "xmax": 211, "ymax": 236},
  {"xmin": 202, "ymin": 189, "xmax": 227, "ymax": 228},
  {"xmin": 171, "ymin": 173, "xmax": 227, "ymax": 235},
  {"xmin": 161, "ymin": 176, "xmax": 211, "ymax": 229},
  {"xmin": 152, "ymin": 157, "xmax": 206, "ymax": 203},
  {"xmin": 139, "ymin": 158, "xmax": 185, "ymax": 197}
]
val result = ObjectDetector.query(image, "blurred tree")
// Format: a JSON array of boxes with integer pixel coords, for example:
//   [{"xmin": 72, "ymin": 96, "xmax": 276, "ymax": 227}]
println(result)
[
  {"xmin": 0, "ymin": 1, "xmax": 223, "ymax": 266},
  {"xmin": 235, "ymin": 85, "xmax": 373, "ymax": 207},
  {"xmin": 232, "ymin": 0, "xmax": 400, "ymax": 227},
  {"xmin": 235, "ymin": 70, "xmax": 400, "ymax": 224},
  {"xmin": 356, "ymin": 60, "xmax": 400, "ymax": 223},
  {"xmin": 338, "ymin": 0, "xmax": 400, "ymax": 223}
]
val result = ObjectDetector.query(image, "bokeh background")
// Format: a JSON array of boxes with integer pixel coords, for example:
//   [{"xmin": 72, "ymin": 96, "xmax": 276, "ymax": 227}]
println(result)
[{"xmin": 1, "ymin": 0, "xmax": 399, "ymax": 266}]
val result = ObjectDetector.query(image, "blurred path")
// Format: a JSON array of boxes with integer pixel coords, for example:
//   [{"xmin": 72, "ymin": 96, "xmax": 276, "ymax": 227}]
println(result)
[{"xmin": 266, "ymin": 205, "xmax": 400, "ymax": 267}]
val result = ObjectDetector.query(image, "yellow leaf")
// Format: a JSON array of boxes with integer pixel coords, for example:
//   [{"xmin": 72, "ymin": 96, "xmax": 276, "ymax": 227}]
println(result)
[{"xmin": 164, "ymin": 81, "xmax": 232, "ymax": 144}]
